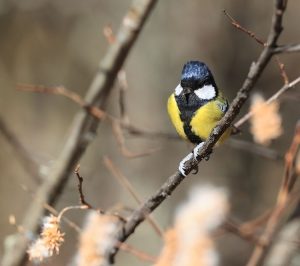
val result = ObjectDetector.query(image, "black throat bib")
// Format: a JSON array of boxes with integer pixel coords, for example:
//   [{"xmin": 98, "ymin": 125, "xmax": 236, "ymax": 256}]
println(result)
[{"xmin": 175, "ymin": 93, "xmax": 208, "ymax": 144}]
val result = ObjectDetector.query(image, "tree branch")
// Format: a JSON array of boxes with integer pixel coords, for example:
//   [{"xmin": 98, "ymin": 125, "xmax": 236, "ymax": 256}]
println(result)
[
  {"xmin": 1, "ymin": 1, "xmax": 158, "ymax": 265},
  {"xmin": 74, "ymin": 165, "xmax": 94, "ymax": 210},
  {"xmin": 234, "ymin": 76, "xmax": 300, "ymax": 128},
  {"xmin": 273, "ymin": 43, "xmax": 300, "ymax": 54},
  {"xmin": 107, "ymin": 0, "xmax": 288, "ymax": 263}
]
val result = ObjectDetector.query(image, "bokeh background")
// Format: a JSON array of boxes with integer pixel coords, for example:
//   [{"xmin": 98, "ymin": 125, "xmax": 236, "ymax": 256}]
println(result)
[{"xmin": 0, "ymin": 0, "xmax": 300, "ymax": 265}]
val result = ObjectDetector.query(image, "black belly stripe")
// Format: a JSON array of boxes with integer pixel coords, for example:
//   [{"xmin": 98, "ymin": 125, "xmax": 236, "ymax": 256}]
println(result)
[
  {"xmin": 183, "ymin": 122, "xmax": 202, "ymax": 144},
  {"xmin": 175, "ymin": 93, "xmax": 208, "ymax": 144}
]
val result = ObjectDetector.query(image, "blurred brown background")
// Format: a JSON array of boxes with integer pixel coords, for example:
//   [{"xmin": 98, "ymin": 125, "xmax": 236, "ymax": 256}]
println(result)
[{"xmin": 0, "ymin": 0, "xmax": 300, "ymax": 265}]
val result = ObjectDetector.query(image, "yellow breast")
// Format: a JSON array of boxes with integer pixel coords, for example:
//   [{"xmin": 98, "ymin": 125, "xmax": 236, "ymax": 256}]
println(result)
[
  {"xmin": 167, "ymin": 93, "xmax": 231, "ymax": 144},
  {"xmin": 190, "ymin": 97, "xmax": 231, "ymax": 144}
]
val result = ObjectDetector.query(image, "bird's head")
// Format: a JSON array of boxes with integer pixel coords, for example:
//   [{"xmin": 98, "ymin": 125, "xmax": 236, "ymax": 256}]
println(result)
[{"xmin": 175, "ymin": 61, "xmax": 217, "ymax": 101}]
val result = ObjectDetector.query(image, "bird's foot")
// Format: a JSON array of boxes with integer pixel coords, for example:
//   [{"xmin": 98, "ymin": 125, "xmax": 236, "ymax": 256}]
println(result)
[
  {"xmin": 193, "ymin": 143, "xmax": 213, "ymax": 161},
  {"xmin": 193, "ymin": 142, "xmax": 205, "ymax": 160},
  {"xmin": 191, "ymin": 164, "xmax": 199, "ymax": 174},
  {"xmin": 178, "ymin": 153, "xmax": 194, "ymax": 176},
  {"xmin": 179, "ymin": 143, "xmax": 213, "ymax": 176},
  {"xmin": 204, "ymin": 148, "xmax": 213, "ymax": 161}
]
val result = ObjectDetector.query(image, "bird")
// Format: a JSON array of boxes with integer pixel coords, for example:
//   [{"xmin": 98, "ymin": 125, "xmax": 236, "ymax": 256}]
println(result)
[{"xmin": 167, "ymin": 61, "xmax": 231, "ymax": 176}]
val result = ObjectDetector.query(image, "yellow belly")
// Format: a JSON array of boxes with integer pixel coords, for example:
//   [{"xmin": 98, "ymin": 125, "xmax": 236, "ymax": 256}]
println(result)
[
  {"xmin": 190, "ymin": 100, "xmax": 231, "ymax": 144},
  {"xmin": 167, "ymin": 93, "xmax": 231, "ymax": 144}
]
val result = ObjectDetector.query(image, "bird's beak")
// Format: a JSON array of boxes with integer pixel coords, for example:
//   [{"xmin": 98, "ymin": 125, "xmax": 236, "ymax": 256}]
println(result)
[
  {"xmin": 182, "ymin": 87, "xmax": 192, "ymax": 102},
  {"xmin": 183, "ymin": 87, "xmax": 192, "ymax": 95}
]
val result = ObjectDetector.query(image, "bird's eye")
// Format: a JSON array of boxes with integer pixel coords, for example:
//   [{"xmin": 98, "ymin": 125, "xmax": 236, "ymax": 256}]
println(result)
[{"xmin": 196, "ymin": 78, "xmax": 209, "ymax": 88}]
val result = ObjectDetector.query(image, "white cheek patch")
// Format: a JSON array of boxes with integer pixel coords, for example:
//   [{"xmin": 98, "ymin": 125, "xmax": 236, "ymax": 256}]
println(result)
[
  {"xmin": 194, "ymin": 84, "xmax": 216, "ymax": 100},
  {"xmin": 174, "ymin": 84, "xmax": 183, "ymax": 96}
]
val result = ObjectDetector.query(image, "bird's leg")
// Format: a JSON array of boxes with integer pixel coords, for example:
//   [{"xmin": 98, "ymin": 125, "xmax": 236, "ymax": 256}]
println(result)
[
  {"xmin": 193, "ymin": 142, "xmax": 213, "ymax": 161},
  {"xmin": 179, "ymin": 142, "xmax": 213, "ymax": 176},
  {"xmin": 193, "ymin": 142, "xmax": 205, "ymax": 160},
  {"xmin": 204, "ymin": 150, "xmax": 213, "ymax": 161},
  {"xmin": 178, "ymin": 153, "xmax": 194, "ymax": 176}
]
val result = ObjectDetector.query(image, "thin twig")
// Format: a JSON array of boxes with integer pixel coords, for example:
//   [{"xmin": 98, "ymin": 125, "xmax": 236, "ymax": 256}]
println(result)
[
  {"xmin": 74, "ymin": 165, "xmax": 127, "ymax": 222},
  {"xmin": 18, "ymin": 83, "xmax": 285, "ymax": 161},
  {"xmin": 118, "ymin": 242, "xmax": 157, "ymax": 263},
  {"xmin": 74, "ymin": 165, "xmax": 95, "ymax": 210},
  {"xmin": 221, "ymin": 221, "xmax": 261, "ymax": 244},
  {"xmin": 57, "ymin": 205, "xmax": 88, "ymax": 222},
  {"xmin": 21, "ymin": 184, "xmax": 82, "ymax": 233},
  {"xmin": 275, "ymin": 56, "xmax": 289, "ymax": 85},
  {"xmin": 117, "ymin": 70, "xmax": 130, "ymax": 125},
  {"xmin": 107, "ymin": 0, "xmax": 288, "ymax": 263},
  {"xmin": 234, "ymin": 76, "xmax": 300, "ymax": 128},
  {"xmin": 18, "ymin": 84, "xmax": 160, "ymax": 159},
  {"xmin": 104, "ymin": 24, "xmax": 158, "ymax": 156},
  {"xmin": 103, "ymin": 25, "xmax": 130, "ymax": 125},
  {"xmin": 103, "ymin": 24, "xmax": 116, "ymax": 44},
  {"xmin": 224, "ymin": 9, "xmax": 289, "ymax": 85},
  {"xmin": 223, "ymin": 10, "xmax": 265, "ymax": 46},
  {"xmin": 2, "ymin": 1, "xmax": 158, "ymax": 265},
  {"xmin": 103, "ymin": 156, "xmax": 163, "ymax": 237},
  {"xmin": 217, "ymin": 210, "xmax": 272, "ymax": 244},
  {"xmin": 273, "ymin": 43, "xmax": 300, "ymax": 54}
]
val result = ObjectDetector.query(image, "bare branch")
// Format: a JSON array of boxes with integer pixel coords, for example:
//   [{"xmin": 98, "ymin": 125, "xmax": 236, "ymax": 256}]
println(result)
[
  {"xmin": 223, "ymin": 10, "xmax": 265, "ymax": 46},
  {"xmin": 273, "ymin": 43, "xmax": 300, "ymax": 54},
  {"xmin": 103, "ymin": 25, "xmax": 130, "ymax": 125},
  {"xmin": 107, "ymin": 0, "xmax": 289, "ymax": 262},
  {"xmin": 18, "ymin": 84, "xmax": 160, "ymax": 158},
  {"xmin": 1, "ymin": 1, "xmax": 158, "ymax": 265},
  {"xmin": 118, "ymin": 242, "xmax": 157, "ymax": 263},
  {"xmin": 117, "ymin": 70, "xmax": 130, "ymax": 125},
  {"xmin": 74, "ymin": 165, "xmax": 95, "ymax": 210},
  {"xmin": 224, "ymin": 8, "xmax": 289, "ymax": 85},
  {"xmin": 234, "ymin": 76, "xmax": 300, "ymax": 128},
  {"xmin": 274, "ymin": 56, "xmax": 289, "ymax": 84},
  {"xmin": 18, "ymin": 79, "xmax": 292, "ymax": 162}
]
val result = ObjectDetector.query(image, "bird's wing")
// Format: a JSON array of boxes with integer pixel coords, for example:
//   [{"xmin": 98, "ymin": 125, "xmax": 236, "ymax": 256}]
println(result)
[{"xmin": 167, "ymin": 93, "xmax": 187, "ymax": 140}]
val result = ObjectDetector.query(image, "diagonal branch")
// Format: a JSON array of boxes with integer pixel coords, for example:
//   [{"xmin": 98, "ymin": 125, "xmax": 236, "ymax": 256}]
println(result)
[
  {"xmin": 107, "ymin": 0, "xmax": 288, "ymax": 262},
  {"xmin": 224, "ymin": 8, "xmax": 289, "ymax": 84},
  {"xmin": 234, "ymin": 76, "xmax": 300, "ymax": 128},
  {"xmin": 1, "ymin": 1, "xmax": 158, "ymax": 266}
]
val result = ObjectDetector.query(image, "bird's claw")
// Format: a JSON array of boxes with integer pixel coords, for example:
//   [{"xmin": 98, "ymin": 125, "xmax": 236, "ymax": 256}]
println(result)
[
  {"xmin": 178, "ymin": 153, "xmax": 194, "ymax": 176},
  {"xmin": 191, "ymin": 165, "xmax": 199, "ymax": 174},
  {"xmin": 193, "ymin": 142, "xmax": 205, "ymax": 160},
  {"xmin": 179, "ymin": 143, "xmax": 213, "ymax": 176}
]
